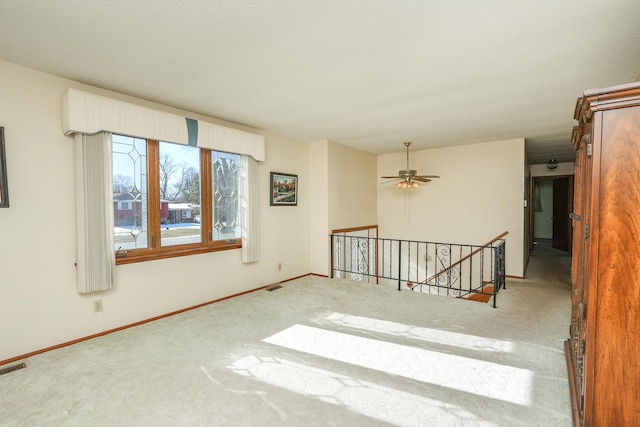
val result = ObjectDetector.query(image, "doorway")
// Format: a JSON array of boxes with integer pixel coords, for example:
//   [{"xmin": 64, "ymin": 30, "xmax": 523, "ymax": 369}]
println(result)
[{"xmin": 532, "ymin": 176, "xmax": 573, "ymax": 253}]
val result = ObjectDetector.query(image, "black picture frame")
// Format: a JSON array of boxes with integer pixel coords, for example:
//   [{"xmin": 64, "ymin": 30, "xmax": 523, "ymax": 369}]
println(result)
[
  {"xmin": 270, "ymin": 172, "xmax": 298, "ymax": 206},
  {"xmin": 0, "ymin": 127, "xmax": 9, "ymax": 208}
]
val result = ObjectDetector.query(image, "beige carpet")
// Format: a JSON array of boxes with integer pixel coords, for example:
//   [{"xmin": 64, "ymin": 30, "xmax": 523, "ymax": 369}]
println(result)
[{"xmin": 0, "ymin": 243, "xmax": 572, "ymax": 426}]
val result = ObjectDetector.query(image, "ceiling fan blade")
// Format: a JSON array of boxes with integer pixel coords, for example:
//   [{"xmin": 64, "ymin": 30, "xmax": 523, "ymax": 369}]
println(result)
[
  {"xmin": 380, "ymin": 178, "xmax": 401, "ymax": 184},
  {"xmin": 381, "ymin": 143, "xmax": 441, "ymax": 186}
]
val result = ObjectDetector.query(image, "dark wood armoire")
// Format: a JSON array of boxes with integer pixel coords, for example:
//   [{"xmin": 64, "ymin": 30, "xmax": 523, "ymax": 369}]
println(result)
[{"xmin": 566, "ymin": 82, "xmax": 640, "ymax": 426}]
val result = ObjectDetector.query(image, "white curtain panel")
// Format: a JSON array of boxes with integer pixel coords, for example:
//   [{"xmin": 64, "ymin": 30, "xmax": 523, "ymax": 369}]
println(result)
[
  {"xmin": 241, "ymin": 155, "xmax": 260, "ymax": 263},
  {"xmin": 75, "ymin": 132, "xmax": 115, "ymax": 293}
]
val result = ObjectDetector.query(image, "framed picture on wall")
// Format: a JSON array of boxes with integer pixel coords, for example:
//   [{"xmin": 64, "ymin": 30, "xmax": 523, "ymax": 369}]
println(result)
[
  {"xmin": 270, "ymin": 172, "xmax": 298, "ymax": 206},
  {"xmin": 0, "ymin": 127, "xmax": 9, "ymax": 208}
]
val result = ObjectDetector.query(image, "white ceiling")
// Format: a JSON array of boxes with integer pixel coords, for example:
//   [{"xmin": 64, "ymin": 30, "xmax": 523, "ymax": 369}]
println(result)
[{"xmin": 1, "ymin": 1, "xmax": 639, "ymax": 163}]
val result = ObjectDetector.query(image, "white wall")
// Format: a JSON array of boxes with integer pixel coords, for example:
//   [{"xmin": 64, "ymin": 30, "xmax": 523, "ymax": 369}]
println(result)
[
  {"xmin": 327, "ymin": 141, "xmax": 377, "ymax": 231},
  {"xmin": 0, "ymin": 60, "xmax": 310, "ymax": 362},
  {"xmin": 377, "ymin": 139, "xmax": 526, "ymax": 277},
  {"xmin": 308, "ymin": 140, "xmax": 377, "ymax": 276},
  {"xmin": 530, "ymin": 162, "xmax": 574, "ymax": 177},
  {"xmin": 308, "ymin": 140, "xmax": 330, "ymax": 275}
]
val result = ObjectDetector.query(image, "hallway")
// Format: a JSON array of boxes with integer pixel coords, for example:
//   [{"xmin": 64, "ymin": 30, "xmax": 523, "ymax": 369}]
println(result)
[{"xmin": 528, "ymin": 238, "xmax": 572, "ymax": 286}]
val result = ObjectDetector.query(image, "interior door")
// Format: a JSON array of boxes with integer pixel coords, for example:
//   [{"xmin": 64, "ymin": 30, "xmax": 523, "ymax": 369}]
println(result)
[{"xmin": 552, "ymin": 177, "xmax": 573, "ymax": 252}]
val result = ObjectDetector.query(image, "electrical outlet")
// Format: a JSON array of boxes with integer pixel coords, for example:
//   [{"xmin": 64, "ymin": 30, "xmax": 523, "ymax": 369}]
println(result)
[
  {"xmin": 277, "ymin": 262, "xmax": 282, "ymax": 271},
  {"xmin": 93, "ymin": 299, "xmax": 103, "ymax": 313}
]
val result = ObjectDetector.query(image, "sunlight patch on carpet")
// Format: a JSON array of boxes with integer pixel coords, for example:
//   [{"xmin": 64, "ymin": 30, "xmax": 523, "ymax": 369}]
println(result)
[
  {"xmin": 323, "ymin": 312, "xmax": 515, "ymax": 352},
  {"xmin": 228, "ymin": 355, "xmax": 497, "ymax": 427},
  {"xmin": 264, "ymin": 324, "xmax": 533, "ymax": 406}
]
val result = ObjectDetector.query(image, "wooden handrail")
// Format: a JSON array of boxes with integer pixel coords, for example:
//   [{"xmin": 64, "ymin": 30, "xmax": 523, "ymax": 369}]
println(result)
[
  {"xmin": 422, "ymin": 231, "xmax": 508, "ymax": 285},
  {"xmin": 331, "ymin": 225, "xmax": 378, "ymax": 234}
]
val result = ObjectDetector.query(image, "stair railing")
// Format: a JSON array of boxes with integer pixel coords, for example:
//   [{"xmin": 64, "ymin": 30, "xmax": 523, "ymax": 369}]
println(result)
[
  {"xmin": 416, "ymin": 231, "xmax": 508, "ymax": 306},
  {"xmin": 330, "ymin": 229, "xmax": 507, "ymax": 308}
]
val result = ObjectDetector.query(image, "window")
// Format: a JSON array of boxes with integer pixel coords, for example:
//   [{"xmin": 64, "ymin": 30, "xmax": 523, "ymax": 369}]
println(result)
[
  {"xmin": 211, "ymin": 151, "xmax": 240, "ymax": 240},
  {"xmin": 159, "ymin": 141, "xmax": 201, "ymax": 247},
  {"xmin": 112, "ymin": 134, "xmax": 241, "ymax": 264},
  {"xmin": 65, "ymin": 89, "xmax": 264, "ymax": 292}
]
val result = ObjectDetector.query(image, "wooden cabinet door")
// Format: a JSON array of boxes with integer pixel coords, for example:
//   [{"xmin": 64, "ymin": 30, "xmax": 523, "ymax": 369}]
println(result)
[
  {"xmin": 587, "ymin": 106, "xmax": 640, "ymax": 426},
  {"xmin": 572, "ymin": 138, "xmax": 592, "ymax": 309},
  {"xmin": 569, "ymin": 83, "xmax": 640, "ymax": 427},
  {"xmin": 570, "ymin": 135, "xmax": 592, "ymax": 420}
]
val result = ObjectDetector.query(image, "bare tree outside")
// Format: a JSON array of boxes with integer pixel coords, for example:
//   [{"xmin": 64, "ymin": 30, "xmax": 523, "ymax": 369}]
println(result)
[
  {"xmin": 112, "ymin": 135, "xmax": 148, "ymax": 250},
  {"xmin": 180, "ymin": 168, "xmax": 200, "ymax": 206},
  {"xmin": 171, "ymin": 163, "xmax": 194, "ymax": 202},
  {"xmin": 158, "ymin": 141, "xmax": 201, "ymax": 246},
  {"xmin": 160, "ymin": 154, "xmax": 201, "ymax": 202},
  {"xmin": 159, "ymin": 152, "xmax": 177, "ymax": 200},
  {"xmin": 113, "ymin": 174, "xmax": 134, "ymax": 193}
]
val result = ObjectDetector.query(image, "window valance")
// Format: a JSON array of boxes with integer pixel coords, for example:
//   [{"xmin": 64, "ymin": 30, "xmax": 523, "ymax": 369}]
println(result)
[{"xmin": 62, "ymin": 88, "xmax": 265, "ymax": 161}]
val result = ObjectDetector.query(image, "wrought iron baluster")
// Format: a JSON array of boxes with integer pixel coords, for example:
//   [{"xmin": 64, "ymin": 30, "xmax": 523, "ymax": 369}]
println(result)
[
  {"xmin": 329, "ymin": 234, "xmax": 336, "ymax": 279},
  {"xmin": 328, "ymin": 232, "xmax": 506, "ymax": 307},
  {"xmin": 397, "ymin": 241, "xmax": 402, "ymax": 290}
]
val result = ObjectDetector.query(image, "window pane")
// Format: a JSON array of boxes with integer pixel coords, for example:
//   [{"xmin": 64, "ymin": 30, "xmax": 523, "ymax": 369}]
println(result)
[
  {"xmin": 113, "ymin": 135, "xmax": 148, "ymax": 250},
  {"xmin": 159, "ymin": 141, "xmax": 201, "ymax": 247},
  {"xmin": 212, "ymin": 151, "xmax": 241, "ymax": 241}
]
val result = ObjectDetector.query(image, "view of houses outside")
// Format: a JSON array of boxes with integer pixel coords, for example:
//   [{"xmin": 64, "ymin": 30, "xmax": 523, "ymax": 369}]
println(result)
[
  {"xmin": 158, "ymin": 141, "xmax": 201, "ymax": 247},
  {"xmin": 112, "ymin": 135, "xmax": 241, "ymax": 251},
  {"xmin": 113, "ymin": 135, "xmax": 149, "ymax": 250}
]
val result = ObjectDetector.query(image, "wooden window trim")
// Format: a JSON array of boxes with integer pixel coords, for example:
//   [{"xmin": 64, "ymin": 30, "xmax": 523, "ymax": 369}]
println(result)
[
  {"xmin": 115, "ymin": 139, "xmax": 242, "ymax": 265},
  {"xmin": 116, "ymin": 241, "xmax": 242, "ymax": 265}
]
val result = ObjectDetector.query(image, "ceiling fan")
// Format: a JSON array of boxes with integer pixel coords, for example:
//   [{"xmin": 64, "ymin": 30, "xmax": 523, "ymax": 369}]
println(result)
[{"xmin": 381, "ymin": 141, "xmax": 440, "ymax": 189}]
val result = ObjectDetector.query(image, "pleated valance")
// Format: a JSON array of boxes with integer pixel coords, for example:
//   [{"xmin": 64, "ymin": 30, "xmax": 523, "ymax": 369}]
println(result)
[{"xmin": 62, "ymin": 88, "xmax": 265, "ymax": 161}]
